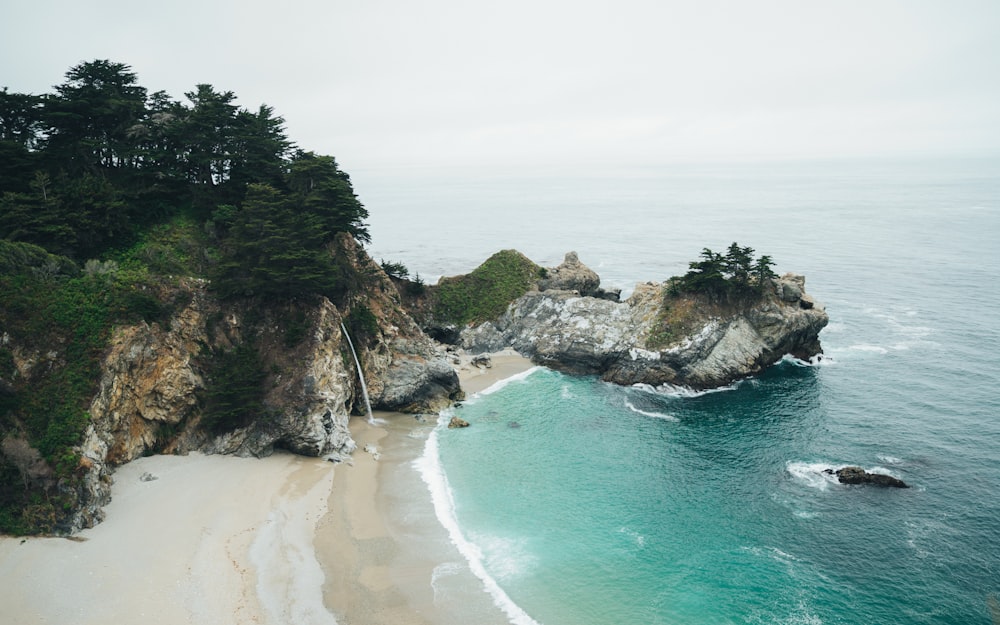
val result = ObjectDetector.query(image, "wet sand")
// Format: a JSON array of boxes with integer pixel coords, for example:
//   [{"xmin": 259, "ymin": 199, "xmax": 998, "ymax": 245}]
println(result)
[
  {"xmin": 0, "ymin": 350, "xmax": 535, "ymax": 625},
  {"xmin": 317, "ymin": 349, "xmax": 536, "ymax": 625}
]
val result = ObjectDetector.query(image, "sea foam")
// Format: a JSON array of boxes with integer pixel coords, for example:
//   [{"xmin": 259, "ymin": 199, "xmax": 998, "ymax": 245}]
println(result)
[
  {"xmin": 474, "ymin": 366, "xmax": 544, "ymax": 398},
  {"xmin": 631, "ymin": 380, "xmax": 741, "ymax": 398},
  {"xmin": 415, "ymin": 417, "xmax": 542, "ymax": 625},
  {"xmin": 623, "ymin": 399, "xmax": 677, "ymax": 421},
  {"xmin": 785, "ymin": 462, "xmax": 843, "ymax": 491},
  {"xmin": 786, "ymin": 461, "xmax": 905, "ymax": 490}
]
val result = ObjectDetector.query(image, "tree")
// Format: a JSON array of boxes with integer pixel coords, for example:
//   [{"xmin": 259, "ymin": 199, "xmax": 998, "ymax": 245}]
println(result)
[
  {"xmin": 724, "ymin": 242, "xmax": 755, "ymax": 287},
  {"xmin": 181, "ymin": 84, "xmax": 240, "ymax": 188},
  {"xmin": 214, "ymin": 183, "xmax": 337, "ymax": 299},
  {"xmin": 674, "ymin": 243, "xmax": 777, "ymax": 300},
  {"xmin": 0, "ymin": 176, "xmax": 78, "ymax": 256},
  {"xmin": 680, "ymin": 247, "xmax": 727, "ymax": 294},
  {"xmin": 753, "ymin": 254, "xmax": 776, "ymax": 291},
  {"xmin": 0, "ymin": 89, "xmax": 44, "ymax": 194},
  {"xmin": 0, "ymin": 88, "xmax": 44, "ymax": 148},
  {"xmin": 43, "ymin": 60, "xmax": 148, "ymax": 173},
  {"xmin": 201, "ymin": 345, "xmax": 266, "ymax": 433},
  {"xmin": 287, "ymin": 152, "xmax": 370, "ymax": 244},
  {"xmin": 228, "ymin": 104, "xmax": 293, "ymax": 191}
]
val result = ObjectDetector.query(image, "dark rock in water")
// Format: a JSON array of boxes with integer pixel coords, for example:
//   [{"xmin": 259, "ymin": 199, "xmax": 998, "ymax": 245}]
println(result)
[
  {"xmin": 825, "ymin": 466, "xmax": 909, "ymax": 488},
  {"xmin": 508, "ymin": 421, "xmax": 521, "ymax": 428},
  {"xmin": 139, "ymin": 472, "xmax": 158, "ymax": 482},
  {"xmin": 448, "ymin": 416, "xmax": 470, "ymax": 429}
]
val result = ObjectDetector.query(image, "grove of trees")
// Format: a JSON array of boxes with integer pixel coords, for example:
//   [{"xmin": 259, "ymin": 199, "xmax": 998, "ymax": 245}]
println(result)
[
  {"xmin": 672, "ymin": 242, "xmax": 777, "ymax": 300},
  {"xmin": 0, "ymin": 59, "xmax": 369, "ymax": 298},
  {"xmin": 0, "ymin": 60, "xmax": 373, "ymax": 533}
]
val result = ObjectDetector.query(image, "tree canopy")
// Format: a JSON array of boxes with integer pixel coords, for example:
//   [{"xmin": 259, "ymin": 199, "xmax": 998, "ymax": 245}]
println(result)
[
  {"xmin": 0, "ymin": 59, "xmax": 369, "ymax": 300},
  {"xmin": 0, "ymin": 61, "xmax": 376, "ymax": 533},
  {"xmin": 0, "ymin": 56, "xmax": 377, "ymax": 309},
  {"xmin": 672, "ymin": 242, "xmax": 777, "ymax": 300}
]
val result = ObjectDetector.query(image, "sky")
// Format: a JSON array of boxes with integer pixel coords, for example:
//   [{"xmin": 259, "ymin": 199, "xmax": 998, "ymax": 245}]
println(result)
[{"xmin": 2, "ymin": 0, "xmax": 999, "ymax": 173}]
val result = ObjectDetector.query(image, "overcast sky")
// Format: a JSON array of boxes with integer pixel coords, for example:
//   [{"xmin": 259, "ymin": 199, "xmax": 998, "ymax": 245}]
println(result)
[{"xmin": 2, "ymin": 0, "xmax": 999, "ymax": 173}]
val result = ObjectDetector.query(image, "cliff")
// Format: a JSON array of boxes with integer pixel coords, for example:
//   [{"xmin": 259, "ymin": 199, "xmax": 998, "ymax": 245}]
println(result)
[
  {"xmin": 2, "ymin": 236, "xmax": 460, "ymax": 533},
  {"xmin": 453, "ymin": 253, "xmax": 829, "ymax": 390},
  {"xmin": 2, "ymin": 243, "xmax": 825, "ymax": 534}
]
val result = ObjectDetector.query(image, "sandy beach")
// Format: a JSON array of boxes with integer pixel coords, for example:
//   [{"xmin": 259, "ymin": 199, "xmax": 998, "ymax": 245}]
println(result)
[{"xmin": 0, "ymin": 350, "xmax": 534, "ymax": 625}]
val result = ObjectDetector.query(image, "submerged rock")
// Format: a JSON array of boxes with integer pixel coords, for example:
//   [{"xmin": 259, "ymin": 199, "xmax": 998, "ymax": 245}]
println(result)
[{"xmin": 825, "ymin": 466, "xmax": 909, "ymax": 488}]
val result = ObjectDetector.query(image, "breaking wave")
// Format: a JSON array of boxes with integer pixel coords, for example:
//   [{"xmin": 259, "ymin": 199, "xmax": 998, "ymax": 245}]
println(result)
[
  {"xmin": 623, "ymin": 399, "xmax": 677, "ymax": 421},
  {"xmin": 415, "ymin": 416, "xmax": 542, "ymax": 625}
]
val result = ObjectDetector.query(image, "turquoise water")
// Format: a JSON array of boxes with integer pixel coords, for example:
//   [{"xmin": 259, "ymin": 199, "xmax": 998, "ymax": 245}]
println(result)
[{"xmin": 364, "ymin": 157, "xmax": 1000, "ymax": 624}]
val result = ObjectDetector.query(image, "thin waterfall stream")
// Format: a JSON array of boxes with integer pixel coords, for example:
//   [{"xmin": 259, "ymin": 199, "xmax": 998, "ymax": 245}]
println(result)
[{"xmin": 340, "ymin": 322, "xmax": 375, "ymax": 424}]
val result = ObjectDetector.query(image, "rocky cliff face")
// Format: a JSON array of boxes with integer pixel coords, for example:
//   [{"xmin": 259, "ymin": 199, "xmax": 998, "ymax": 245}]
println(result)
[
  {"xmin": 333, "ymin": 236, "xmax": 463, "ymax": 415},
  {"xmin": 460, "ymin": 257, "xmax": 828, "ymax": 390},
  {"xmin": 53, "ymin": 237, "xmax": 459, "ymax": 532}
]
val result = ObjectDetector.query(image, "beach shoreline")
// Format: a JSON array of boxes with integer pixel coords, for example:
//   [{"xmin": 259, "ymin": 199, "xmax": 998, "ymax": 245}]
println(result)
[
  {"xmin": 317, "ymin": 348, "xmax": 536, "ymax": 625},
  {"xmin": 0, "ymin": 349, "xmax": 535, "ymax": 625}
]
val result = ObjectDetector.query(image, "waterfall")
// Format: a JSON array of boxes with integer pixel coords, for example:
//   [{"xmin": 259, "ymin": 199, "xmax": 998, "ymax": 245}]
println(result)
[{"xmin": 340, "ymin": 322, "xmax": 374, "ymax": 424}]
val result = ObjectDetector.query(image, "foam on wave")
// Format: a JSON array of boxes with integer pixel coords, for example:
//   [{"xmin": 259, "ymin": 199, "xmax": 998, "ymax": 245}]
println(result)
[
  {"xmin": 415, "ymin": 416, "xmax": 543, "ymax": 625},
  {"xmin": 474, "ymin": 366, "xmax": 544, "ymax": 398},
  {"xmin": 786, "ymin": 461, "xmax": 905, "ymax": 490},
  {"xmin": 631, "ymin": 380, "xmax": 741, "ymax": 398},
  {"xmin": 623, "ymin": 399, "xmax": 678, "ymax": 421}
]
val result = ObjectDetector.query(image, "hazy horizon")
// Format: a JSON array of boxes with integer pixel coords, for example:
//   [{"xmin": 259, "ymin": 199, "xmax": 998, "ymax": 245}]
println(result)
[{"xmin": 3, "ymin": 1, "xmax": 999, "ymax": 173}]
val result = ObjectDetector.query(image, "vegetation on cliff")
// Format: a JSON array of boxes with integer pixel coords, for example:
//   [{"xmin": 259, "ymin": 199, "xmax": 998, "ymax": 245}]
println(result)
[
  {"xmin": 0, "ymin": 243, "xmax": 173, "ymax": 533},
  {"xmin": 0, "ymin": 60, "xmax": 374, "ymax": 533},
  {"xmin": 431, "ymin": 250, "xmax": 544, "ymax": 326},
  {"xmin": 669, "ymin": 242, "xmax": 777, "ymax": 300},
  {"xmin": 646, "ymin": 243, "xmax": 779, "ymax": 348}
]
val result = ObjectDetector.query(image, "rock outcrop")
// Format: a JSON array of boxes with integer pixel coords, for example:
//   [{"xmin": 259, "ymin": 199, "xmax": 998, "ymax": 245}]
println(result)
[
  {"xmin": 33, "ymin": 236, "xmax": 460, "ymax": 533},
  {"xmin": 538, "ymin": 252, "xmax": 601, "ymax": 296},
  {"xmin": 333, "ymin": 236, "xmax": 463, "ymax": 414},
  {"xmin": 539, "ymin": 252, "xmax": 620, "ymax": 301},
  {"xmin": 460, "ymin": 256, "xmax": 828, "ymax": 390},
  {"xmin": 825, "ymin": 466, "xmax": 909, "ymax": 488}
]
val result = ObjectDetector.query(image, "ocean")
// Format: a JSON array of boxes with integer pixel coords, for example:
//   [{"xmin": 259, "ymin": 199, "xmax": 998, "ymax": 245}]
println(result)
[{"xmin": 360, "ymin": 156, "xmax": 1000, "ymax": 625}]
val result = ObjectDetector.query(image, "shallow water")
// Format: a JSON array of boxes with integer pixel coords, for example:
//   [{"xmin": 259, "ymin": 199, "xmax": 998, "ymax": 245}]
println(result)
[{"xmin": 363, "ymin": 156, "xmax": 1000, "ymax": 624}]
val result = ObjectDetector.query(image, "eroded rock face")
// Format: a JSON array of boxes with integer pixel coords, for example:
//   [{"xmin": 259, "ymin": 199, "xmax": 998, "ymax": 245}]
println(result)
[
  {"xmin": 335, "ymin": 235, "xmax": 463, "ymax": 414},
  {"xmin": 461, "ymin": 271, "xmax": 828, "ymax": 390},
  {"xmin": 58, "ymin": 239, "xmax": 461, "ymax": 532},
  {"xmin": 539, "ymin": 252, "xmax": 601, "ymax": 296},
  {"xmin": 68, "ymin": 283, "xmax": 362, "ymax": 531},
  {"xmin": 85, "ymin": 280, "xmax": 212, "ymax": 468}
]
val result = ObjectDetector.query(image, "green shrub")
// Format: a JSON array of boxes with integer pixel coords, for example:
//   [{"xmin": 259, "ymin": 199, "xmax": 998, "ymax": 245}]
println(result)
[
  {"xmin": 380, "ymin": 259, "xmax": 409, "ymax": 279},
  {"xmin": 346, "ymin": 305, "xmax": 380, "ymax": 344},
  {"xmin": 432, "ymin": 250, "xmax": 542, "ymax": 325},
  {"xmin": 283, "ymin": 309, "xmax": 311, "ymax": 348},
  {"xmin": 201, "ymin": 345, "xmax": 266, "ymax": 434}
]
